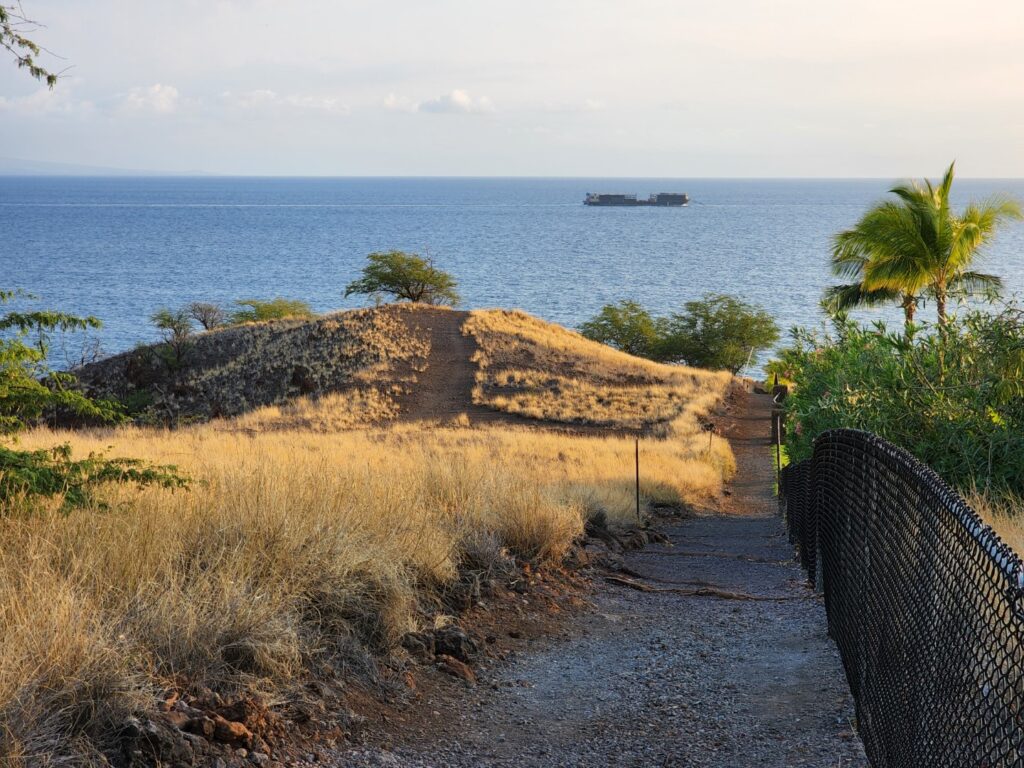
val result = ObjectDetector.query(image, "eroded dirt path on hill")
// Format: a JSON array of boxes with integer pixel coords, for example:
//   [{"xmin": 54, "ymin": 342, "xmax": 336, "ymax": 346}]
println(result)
[
  {"xmin": 340, "ymin": 388, "xmax": 867, "ymax": 767},
  {"xmin": 395, "ymin": 309, "xmax": 643, "ymax": 436},
  {"xmin": 397, "ymin": 308, "xmax": 482, "ymax": 423}
]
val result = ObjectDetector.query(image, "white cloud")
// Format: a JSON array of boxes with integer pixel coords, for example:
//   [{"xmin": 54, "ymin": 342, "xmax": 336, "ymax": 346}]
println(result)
[
  {"xmin": 0, "ymin": 86, "xmax": 93, "ymax": 116},
  {"xmin": 122, "ymin": 84, "xmax": 180, "ymax": 113},
  {"xmin": 416, "ymin": 89, "xmax": 495, "ymax": 114},
  {"xmin": 383, "ymin": 93, "xmax": 417, "ymax": 113},
  {"xmin": 221, "ymin": 89, "xmax": 349, "ymax": 115}
]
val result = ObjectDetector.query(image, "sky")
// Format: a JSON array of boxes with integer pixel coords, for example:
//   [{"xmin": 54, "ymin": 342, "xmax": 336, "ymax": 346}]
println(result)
[{"xmin": 1, "ymin": 0, "xmax": 1022, "ymax": 177}]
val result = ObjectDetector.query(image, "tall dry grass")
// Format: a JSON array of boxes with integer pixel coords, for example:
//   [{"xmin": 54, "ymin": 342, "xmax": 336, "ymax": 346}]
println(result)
[
  {"xmin": 965, "ymin": 490, "xmax": 1024, "ymax": 557},
  {"xmin": 1, "ymin": 416, "xmax": 733, "ymax": 762},
  {"xmin": 464, "ymin": 309, "xmax": 731, "ymax": 430}
]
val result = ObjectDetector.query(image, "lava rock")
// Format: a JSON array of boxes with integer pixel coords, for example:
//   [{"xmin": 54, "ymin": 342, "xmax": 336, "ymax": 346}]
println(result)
[{"xmin": 433, "ymin": 625, "xmax": 482, "ymax": 663}]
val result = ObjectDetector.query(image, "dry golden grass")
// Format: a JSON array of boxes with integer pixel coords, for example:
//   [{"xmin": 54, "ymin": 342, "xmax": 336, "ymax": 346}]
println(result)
[
  {"xmin": 0, "ymin": 305, "xmax": 736, "ymax": 762},
  {"xmin": 464, "ymin": 309, "xmax": 731, "ymax": 431},
  {"xmin": 966, "ymin": 490, "xmax": 1024, "ymax": 556},
  {"xmin": 1, "ymin": 413, "xmax": 733, "ymax": 761}
]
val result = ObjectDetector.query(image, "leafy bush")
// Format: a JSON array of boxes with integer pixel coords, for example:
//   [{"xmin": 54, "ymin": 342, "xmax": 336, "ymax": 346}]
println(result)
[
  {"xmin": 0, "ymin": 291, "xmax": 120, "ymax": 433},
  {"xmin": 579, "ymin": 294, "xmax": 778, "ymax": 372},
  {"xmin": 1, "ymin": 443, "xmax": 186, "ymax": 511},
  {"xmin": 656, "ymin": 294, "xmax": 779, "ymax": 373},
  {"xmin": 345, "ymin": 251, "xmax": 460, "ymax": 306},
  {"xmin": 1, "ymin": 291, "xmax": 186, "ymax": 511},
  {"xmin": 577, "ymin": 300, "xmax": 660, "ymax": 357},
  {"xmin": 774, "ymin": 307, "xmax": 1024, "ymax": 493},
  {"xmin": 232, "ymin": 298, "xmax": 316, "ymax": 323}
]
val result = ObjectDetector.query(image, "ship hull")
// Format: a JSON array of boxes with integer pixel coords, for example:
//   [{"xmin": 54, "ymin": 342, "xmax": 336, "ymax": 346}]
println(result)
[{"xmin": 584, "ymin": 192, "xmax": 689, "ymax": 207}]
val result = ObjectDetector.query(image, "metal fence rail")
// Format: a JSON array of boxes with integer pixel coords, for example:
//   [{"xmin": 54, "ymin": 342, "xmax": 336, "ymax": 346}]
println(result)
[{"xmin": 779, "ymin": 429, "xmax": 1024, "ymax": 768}]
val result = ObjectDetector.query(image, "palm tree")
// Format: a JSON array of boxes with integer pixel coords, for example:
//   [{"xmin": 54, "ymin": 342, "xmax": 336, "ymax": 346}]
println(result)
[{"xmin": 826, "ymin": 162, "xmax": 1021, "ymax": 330}]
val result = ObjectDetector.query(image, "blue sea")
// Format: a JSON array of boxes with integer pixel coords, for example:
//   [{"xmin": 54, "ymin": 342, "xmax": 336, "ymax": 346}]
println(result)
[{"xmin": 4, "ymin": 177, "xmax": 1024, "ymax": 371}]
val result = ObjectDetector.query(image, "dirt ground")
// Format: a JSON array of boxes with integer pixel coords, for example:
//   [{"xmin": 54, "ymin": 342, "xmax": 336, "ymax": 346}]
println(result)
[{"xmin": 333, "ymin": 387, "xmax": 868, "ymax": 767}]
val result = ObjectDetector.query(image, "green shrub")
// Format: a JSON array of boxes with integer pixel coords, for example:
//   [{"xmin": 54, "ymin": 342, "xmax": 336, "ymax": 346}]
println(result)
[
  {"xmin": 578, "ymin": 300, "xmax": 661, "ymax": 357},
  {"xmin": 656, "ymin": 294, "xmax": 779, "ymax": 373},
  {"xmin": 231, "ymin": 298, "xmax": 316, "ymax": 324},
  {"xmin": 773, "ymin": 307, "xmax": 1024, "ymax": 493},
  {"xmin": 579, "ymin": 294, "xmax": 778, "ymax": 372},
  {"xmin": 1, "ymin": 291, "xmax": 187, "ymax": 511}
]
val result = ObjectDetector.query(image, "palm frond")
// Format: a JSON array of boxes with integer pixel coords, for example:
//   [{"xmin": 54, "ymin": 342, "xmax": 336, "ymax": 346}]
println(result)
[
  {"xmin": 947, "ymin": 270, "xmax": 1004, "ymax": 298},
  {"xmin": 822, "ymin": 283, "xmax": 903, "ymax": 314}
]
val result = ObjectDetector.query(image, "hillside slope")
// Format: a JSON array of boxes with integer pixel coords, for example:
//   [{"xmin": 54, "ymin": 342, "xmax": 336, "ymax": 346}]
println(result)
[{"xmin": 75, "ymin": 304, "xmax": 730, "ymax": 434}]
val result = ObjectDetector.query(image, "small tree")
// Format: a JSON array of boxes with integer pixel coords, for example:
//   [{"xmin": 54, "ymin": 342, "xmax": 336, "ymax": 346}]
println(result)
[
  {"xmin": 188, "ymin": 301, "xmax": 227, "ymax": 330},
  {"xmin": 151, "ymin": 307, "xmax": 193, "ymax": 368},
  {"xmin": 345, "ymin": 251, "xmax": 460, "ymax": 306},
  {"xmin": 231, "ymin": 298, "xmax": 316, "ymax": 323},
  {"xmin": 1, "ymin": 291, "xmax": 185, "ymax": 510},
  {"xmin": 657, "ymin": 294, "xmax": 779, "ymax": 373},
  {"xmin": 579, "ymin": 300, "xmax": 661, "ymax": 357}
]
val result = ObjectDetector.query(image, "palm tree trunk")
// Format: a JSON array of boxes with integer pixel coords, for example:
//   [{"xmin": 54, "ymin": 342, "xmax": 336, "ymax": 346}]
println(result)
[
  {"xmin": 902, "ymin": 296, "xmax": 916, "ymax": 334},
  {"xmin": 935, "ymin": 280, "xmax": 948, "ymax": 327}
]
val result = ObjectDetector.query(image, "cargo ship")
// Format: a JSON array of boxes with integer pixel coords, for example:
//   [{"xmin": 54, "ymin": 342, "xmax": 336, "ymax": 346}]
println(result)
[{"xmin": 584, "ymin": 192, "xmax": 689, "ymax": 207}]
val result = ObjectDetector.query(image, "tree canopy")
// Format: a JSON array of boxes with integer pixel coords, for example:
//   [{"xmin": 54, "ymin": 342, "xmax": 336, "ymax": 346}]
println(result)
[
  {"xmin": 580, "ymin": 294, "xmax": 778, "ymax": 373},
  {"xmin": 345, "ymin": 251, "xmax": 460, "ymax": 306},
  {"xmin": 827, "ymin": 162, "xmax": 1022, "ymax": 329},
  {"xmin": 657, "ymin": 294, "xmax": 779, "ymax": 373},
  {"xmin": 578, "ymin": 300, "xmax": 660, "ymax": 357}
]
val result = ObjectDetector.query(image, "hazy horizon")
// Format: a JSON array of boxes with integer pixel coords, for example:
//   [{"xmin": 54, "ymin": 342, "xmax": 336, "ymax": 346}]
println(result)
[{"xmin": 2, "ymin": 1, "xmax": 1023, "ymax": 177}]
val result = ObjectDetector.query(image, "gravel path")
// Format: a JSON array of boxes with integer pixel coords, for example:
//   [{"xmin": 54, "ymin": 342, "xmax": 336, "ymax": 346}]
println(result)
[{"xmin": 337, "ymin": 389, "xmax": 868, "ymax": 767}]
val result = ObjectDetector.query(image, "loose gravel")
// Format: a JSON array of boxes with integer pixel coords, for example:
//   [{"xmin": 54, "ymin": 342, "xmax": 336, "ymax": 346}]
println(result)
[{"xmin": 335, "ymin": 391, "xmax": 869, "ymax": 768}]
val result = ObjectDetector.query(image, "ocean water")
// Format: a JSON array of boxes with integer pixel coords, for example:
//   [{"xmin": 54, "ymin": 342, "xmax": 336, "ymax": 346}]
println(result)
[{"xmin": 4, "ymin": 176, "xmax": 1024, "ymax": 370}]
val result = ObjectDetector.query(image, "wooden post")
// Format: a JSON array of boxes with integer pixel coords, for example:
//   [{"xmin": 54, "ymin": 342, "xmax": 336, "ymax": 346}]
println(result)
[{"xmin": 635, "ymin": 437, "xmax": 641, "ymax": 522}]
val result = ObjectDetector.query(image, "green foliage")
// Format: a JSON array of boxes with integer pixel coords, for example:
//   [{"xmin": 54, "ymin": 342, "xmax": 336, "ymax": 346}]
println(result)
[
  {"xmin": 578, "ymin": 300, "xmax": 661, "ymax": 357},
  {"xmin": 345, "ymin": 251, "xmax": 460, "ymax": 306},
  {"xmin": 0, "ymin": 5, "xmax": 57, "ymax": 87},
  {"xmin": 151, "ymin": 307, "xmax": 194, "ymax": 370},
  {"xmin": 231, "ymin": 298, "xmax": 316, "ymax": 324},
  {"xmin": 827, "ymin": 162, "xmax": 1021, "ymax": 328},
  {"xmin": 580, "ymin": 294, "xmax": 778, "ymax": 372},
  {"xmin": 656, "ymin": 294, "xmax": 779, "ymax": 373},
  {"xmin": 775, "ymin": 307, "xmax": 1024, "ymax": 493},
  {"xmin": 1, "ymin": 443, "xmax": 187, "ymax": 512},
  {"xmin": 1, "ymin": 291, "xmax": 187, "ymax": 511},
  {"xmin": 0, "ymin": 291, "xmax": 121, "ymax": 434}
]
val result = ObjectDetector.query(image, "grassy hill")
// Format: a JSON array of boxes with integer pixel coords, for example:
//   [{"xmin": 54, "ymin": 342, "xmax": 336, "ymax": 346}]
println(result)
[
  {"xmin": 3, "ymin": 305, "xmax": 734, "ymax": 765},
  {"xmin": 75, "ymin": 304, "xmax": 729, "ymax": 434}
]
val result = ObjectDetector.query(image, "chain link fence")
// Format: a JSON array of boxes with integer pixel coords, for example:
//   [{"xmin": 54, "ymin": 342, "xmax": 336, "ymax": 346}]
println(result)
[{"xmin": 779, "ymin": 429, "xmax": 1024, "ymax": 767}]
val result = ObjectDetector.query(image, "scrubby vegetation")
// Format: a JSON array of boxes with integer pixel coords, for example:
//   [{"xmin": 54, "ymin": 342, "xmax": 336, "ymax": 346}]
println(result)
[
  {"xmin": 0, "ymin": 302, "xmax": 734, "ymax": 763},
  {"xmin": 466, "ymin": 309, "xmax": 732, "ymax": 430},
  {"xmin": 774, "ymin": 307, "xmax": 1024, "ymax": 491},
  {"xmin": 231, "ymin": 297, "xmax": 316, "ymax": 323},
  {"xmin": 0, "ymin": 292, "xmax": 184, "ymax": 510},
  {"xmin": 579, "ymin": 294, "xmax": 778, "ymax": 373},
  {"xmin": 80, "ymin": 304, "xmax": 431, "ymax": 425}
]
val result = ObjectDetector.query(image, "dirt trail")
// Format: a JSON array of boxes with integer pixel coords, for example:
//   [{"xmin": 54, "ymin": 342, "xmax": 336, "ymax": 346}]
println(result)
[
  {"xmin": 396, "ymin": 309, "xmax": 643, "ymax": 435},
  {"xmin": 397, "ymin": 308, "xmax": 483, "ymax": 423},
  {"xmin": 340, "ymin": 387, "xmax": 867, "ymax": 767}
]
